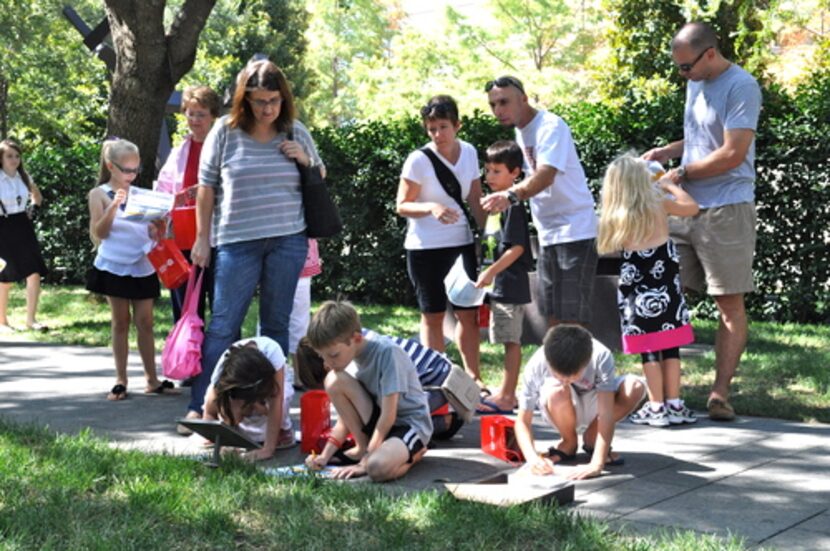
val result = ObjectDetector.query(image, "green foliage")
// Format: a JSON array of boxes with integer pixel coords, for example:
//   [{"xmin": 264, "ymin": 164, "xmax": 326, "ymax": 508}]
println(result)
[
  {"xmin": 27, "ymin": 138, "xmax": 101, "ymax": 284},
  {"xmin": 186, "ymin": 0, "xmax": 312, "ymax": 114}
]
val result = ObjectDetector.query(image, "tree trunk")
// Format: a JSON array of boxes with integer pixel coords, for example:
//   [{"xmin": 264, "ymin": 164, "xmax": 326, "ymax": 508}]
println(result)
[{"xmin": 103, "ymin": 0, "xmax": 216, "ymax": 188}]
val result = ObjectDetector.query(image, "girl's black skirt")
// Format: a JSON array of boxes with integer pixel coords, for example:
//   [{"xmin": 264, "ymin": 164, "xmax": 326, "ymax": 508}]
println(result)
[
  {"xmin": 86, "ymin": 266, "xmax": 160, "ymax": 300},
  {"xmin": 0, "ymin": 212, "xmax": 48, "ymax": 283}
]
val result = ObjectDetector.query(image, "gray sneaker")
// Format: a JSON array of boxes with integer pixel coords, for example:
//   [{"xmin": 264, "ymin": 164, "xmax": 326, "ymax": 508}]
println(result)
[
  {"xmin": 666, "ymin": 402, "xmax": 698, "ymax": 424},
  {"xmin": 629, "ymin": 403, "xmax": 670, "ymax": 427}
]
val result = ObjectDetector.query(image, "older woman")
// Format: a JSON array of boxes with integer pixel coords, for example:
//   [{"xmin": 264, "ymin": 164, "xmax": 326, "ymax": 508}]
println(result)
[
  {"xmin": 185, "ymin": 60, "xmax": 322, "ymax": 425},
  {"xmin": 396, "ymin": 95, "xmax": 486, "ymax": 387},
  {"xmin": 155, "ymin": 85, "xmax": 221, "ymax": 325}
]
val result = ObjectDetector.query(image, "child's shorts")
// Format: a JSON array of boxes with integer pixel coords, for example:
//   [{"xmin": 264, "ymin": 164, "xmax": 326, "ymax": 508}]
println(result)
[
  {"xmin": 537, "ymin": 374, "xmax": 644, "ymax": 434},
  {"xmin": 362, "ymin": 400, "xmax": 427, "ymax": 463},
  {"xmin": 489, "ymin": 301, "xmax": 526, "ymax": 344}
]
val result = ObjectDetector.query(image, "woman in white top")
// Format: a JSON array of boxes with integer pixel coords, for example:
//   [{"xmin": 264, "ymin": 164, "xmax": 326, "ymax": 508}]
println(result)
[
  {"xmin": 0, "ymin": 139, "xmax": 47, "ymax": 332},
  {"xmin": 396, "ymin": 95, "xmax": 486, "ymax": 386}
]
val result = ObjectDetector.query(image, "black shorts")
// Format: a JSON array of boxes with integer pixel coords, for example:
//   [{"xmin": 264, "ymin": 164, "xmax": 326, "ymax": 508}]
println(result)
[
  {"xmin": 406, "ymin": 244, "xmax": 477, "ymax": 313},
  {"xmin": 537, "ymin": 238, "xmax": 597, "ymax": 323},
  {"xmin": 86, "ymin": 266, "xmax": 160, "ymax": 300},
  {"xmin": 361, "ymin": 400, "xmax": 427, "ymax": 463}
]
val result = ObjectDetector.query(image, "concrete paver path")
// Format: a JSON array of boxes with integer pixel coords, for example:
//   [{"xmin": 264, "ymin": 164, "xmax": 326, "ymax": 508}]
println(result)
[{"xmin": 1, "ymin": 339, "xmax": 828, "ymax": 549}]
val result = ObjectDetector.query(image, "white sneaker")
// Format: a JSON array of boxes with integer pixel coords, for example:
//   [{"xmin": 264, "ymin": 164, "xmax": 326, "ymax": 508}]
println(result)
[
  {"xmin": 629, "ymin": 403, "xmax": 670, "ymax": 427},
  {"xmin": 666, "ymin": 402, "xmax": 698, "ymax": 424}
]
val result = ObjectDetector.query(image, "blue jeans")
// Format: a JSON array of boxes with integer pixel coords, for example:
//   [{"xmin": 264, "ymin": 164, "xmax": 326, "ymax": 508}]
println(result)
[{"xmin": 187, "ymin": 233, "xmax": 308, "ymax": 413}]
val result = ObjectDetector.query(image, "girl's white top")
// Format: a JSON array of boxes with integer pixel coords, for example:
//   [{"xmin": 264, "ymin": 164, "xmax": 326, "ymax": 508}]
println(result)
[
  {"xmin": 0, "ymin": 170, "xmax": 29, "ymax": 215},
  {"xmin": 93, "ymin": 184, "xmax": 156, "ymax": 277}
]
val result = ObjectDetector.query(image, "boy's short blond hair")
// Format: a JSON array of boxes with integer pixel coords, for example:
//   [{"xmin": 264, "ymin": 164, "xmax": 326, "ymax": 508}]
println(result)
[{"xmin": 307, "ymin": 300, "xmax": 362, "ymax": 349}]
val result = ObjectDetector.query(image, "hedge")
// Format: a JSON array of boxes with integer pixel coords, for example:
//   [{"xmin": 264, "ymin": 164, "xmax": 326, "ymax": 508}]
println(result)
[{"xmin": 25, "ymin": 73, "xmax": 830, "ymax": 323}]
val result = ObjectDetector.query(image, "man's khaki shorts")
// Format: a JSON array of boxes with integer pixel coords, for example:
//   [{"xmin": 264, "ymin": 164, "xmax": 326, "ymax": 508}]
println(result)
[{"xmin": 669, "ymin": 202, "xmax": 756, "ymax": 296}]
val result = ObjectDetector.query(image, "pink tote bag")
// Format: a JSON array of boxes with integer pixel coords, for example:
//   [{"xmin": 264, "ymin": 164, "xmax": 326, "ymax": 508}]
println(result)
[{"xmin": 162, "ymin": 266, "xmax": 204, "ymax": 380}]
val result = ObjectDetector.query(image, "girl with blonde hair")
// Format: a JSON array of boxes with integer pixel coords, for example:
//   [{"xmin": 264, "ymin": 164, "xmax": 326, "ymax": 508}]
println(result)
[{"xmin": 598, "ymin": 155, "xmax": 699, "ymax": 426}]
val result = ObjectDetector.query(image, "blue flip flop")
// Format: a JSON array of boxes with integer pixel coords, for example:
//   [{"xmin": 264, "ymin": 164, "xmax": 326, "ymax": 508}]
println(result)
[{"xmin": 475, "ymin": 398, "xmax": 515, "ymax": 415}]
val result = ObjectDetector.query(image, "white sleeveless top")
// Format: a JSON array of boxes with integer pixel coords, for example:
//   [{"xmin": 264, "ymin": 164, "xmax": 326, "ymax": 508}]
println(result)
[{"xmin": 93, "ymin": 184, "xmax": 155, "ymax": 277}]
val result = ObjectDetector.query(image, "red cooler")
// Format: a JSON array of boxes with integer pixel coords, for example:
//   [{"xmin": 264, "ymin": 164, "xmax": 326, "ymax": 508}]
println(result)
[
  {"xmin": 480, "ymin": 414, "xmax": 524, "ymax": 463},
  {"xmin": 300, "ymin": 390, "xmax": 331, "ymax": 453}
]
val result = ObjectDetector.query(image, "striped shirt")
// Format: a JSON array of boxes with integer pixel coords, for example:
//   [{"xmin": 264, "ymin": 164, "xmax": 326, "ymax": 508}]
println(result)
[
  {"xmin": 362, "ymin": 329, "xmax": 451, "ymax": 388},
  {"xmin": 199, "ymin": 116, "xmax": 322, "ymax": 246}
]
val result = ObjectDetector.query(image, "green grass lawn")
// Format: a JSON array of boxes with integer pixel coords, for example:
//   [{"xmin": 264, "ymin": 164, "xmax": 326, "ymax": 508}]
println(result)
[
  {"xmin": 5, "ymin": 283, "xmax": 829, "ymax": 423},
  {"xmin": 0, "ymin": 419, "xmax": 744, "ymax": 550}
]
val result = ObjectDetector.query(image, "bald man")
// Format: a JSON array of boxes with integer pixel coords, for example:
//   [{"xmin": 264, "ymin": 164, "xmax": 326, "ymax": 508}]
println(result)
[
  {"xmin": 643, "ymin": 22, "xmax": 762, "ymax": 421},
  {"xmin": 481, "ymin": 76, "xmax": 598, "ymax": 329}
]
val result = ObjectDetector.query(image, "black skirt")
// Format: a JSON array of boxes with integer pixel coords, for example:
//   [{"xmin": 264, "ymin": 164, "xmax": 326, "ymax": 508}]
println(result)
[
  {"xmin": 0, "ymin": 212, "xmax": 48, "ymax": 283},
  {"xmin": 86, "ymin": 266, "xmax": 160, "ymax": 300}
]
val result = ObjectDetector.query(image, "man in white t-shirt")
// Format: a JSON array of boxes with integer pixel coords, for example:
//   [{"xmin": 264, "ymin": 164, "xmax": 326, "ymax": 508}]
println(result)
[{"xmin": 481, "ymin": 76, "xmax": 598, "ymax": 327}]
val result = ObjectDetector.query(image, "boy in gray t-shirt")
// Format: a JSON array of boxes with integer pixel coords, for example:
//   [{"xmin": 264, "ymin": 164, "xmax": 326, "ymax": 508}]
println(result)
[
  {"xmin": 515, "ymin": 325, "xmax": 646, "ymax": 480},
  {"xmin": 304, "ymin": 300, "xmax": 432, "ymax": 482}
]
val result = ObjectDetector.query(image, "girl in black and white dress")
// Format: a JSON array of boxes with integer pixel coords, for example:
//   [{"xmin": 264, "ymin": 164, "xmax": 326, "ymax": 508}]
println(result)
[
  {"xmin": 598, "ymin": 155, "xmax": 700, "ymax": 427},
  {"xmin": 0, "ymin": 139, "xmax": 47, "ymax": 332}
]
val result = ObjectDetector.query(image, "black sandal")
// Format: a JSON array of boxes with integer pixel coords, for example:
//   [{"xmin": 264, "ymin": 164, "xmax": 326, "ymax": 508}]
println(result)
[
  {"xmin": 108, "ymin": 384, "xmax": 128, "ymax": 401},
  {"xmin": 546, "ymin": 447, "xmax": 577, "ymax": 464},
  {"xmin": 147, "ymin": 380, "xmax": 179, "ymax": 395}
]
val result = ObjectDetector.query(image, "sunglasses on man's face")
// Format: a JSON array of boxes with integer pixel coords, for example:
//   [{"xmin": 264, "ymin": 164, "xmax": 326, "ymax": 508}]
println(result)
[
  {"xmin": 112, "ymin": 161, "xmax": 141, "ymax": 175},
  {"xmin": 484, "ymin": 76, "xmax": 525, "ymax": 94},
  {"xmin": 677, "ymin": 46, "xmax": 712, "ymax": 73}
]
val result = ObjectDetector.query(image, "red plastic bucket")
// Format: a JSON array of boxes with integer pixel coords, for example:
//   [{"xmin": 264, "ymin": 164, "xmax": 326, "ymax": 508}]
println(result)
[
  {"xmin": 300, "ymin": 390, "xmax": 331, "ymax": 453},
  {"xmin": 146, "ymin": 239, "xmax": 190, "ymax": 289},
  {"xmin": 171, "ymin": 206, "xmax": 197, "ymax": 251},
  {"xmin": 478, "ymin": 303, "xmax": 490, "ymax": 328}
]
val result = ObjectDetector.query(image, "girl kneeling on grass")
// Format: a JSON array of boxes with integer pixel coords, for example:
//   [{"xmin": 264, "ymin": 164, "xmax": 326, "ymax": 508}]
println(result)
[
  {"xmin": 597, "ymin": 155, "xmax": 699, "ymax": 427},
  {"xmin": 201, "ymin": 337, "xmax": 297, "ymax": 461},
  {"xmin": 86, "ymin": 138, "xmax": 178, "ymax": 401}
]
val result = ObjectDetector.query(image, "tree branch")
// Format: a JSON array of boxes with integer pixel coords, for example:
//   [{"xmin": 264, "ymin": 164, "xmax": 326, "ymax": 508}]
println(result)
[{"xmin": 166, "ymin": 0, "xmax": 217, "ymax": 82}]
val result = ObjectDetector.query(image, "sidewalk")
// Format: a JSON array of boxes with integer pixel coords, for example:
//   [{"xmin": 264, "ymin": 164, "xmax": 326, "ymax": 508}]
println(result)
[{"xmin": 1, "ymin": 339, "xmax": 828, "ymax": 549}]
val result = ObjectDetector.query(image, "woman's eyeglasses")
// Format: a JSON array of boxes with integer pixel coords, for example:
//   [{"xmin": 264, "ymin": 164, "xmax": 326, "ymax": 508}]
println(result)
[
  {"xmin": 484, "ymin": 76, "xmax": 525, "ymax": 94},
  {"xmin": 677, "ymin": 47, "xmax": 712, "ymax": 73},
  {"xmin": 248, "ymin": 97, "xmax": 282, "ymax": 110},
  {"xmin": 112, "ymin": 161, "xmax": 141, "ymax": 175}
]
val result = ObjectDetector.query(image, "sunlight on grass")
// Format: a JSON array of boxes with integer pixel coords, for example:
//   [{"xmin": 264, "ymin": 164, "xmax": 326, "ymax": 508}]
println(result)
[{"xmin": 0, "ymin": 418, "xmax": 748, "ymax": 550}]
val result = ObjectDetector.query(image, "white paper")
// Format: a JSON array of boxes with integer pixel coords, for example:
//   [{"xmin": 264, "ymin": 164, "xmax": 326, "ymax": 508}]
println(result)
[
  {"xmin": 443, "ymin": 255, "xmax": 486, "ymax": 307},
  {"xmin": 122, "ymin": 187, "xmax": 174, "ymax": 223},
  {"xmin": 507, "ymin": 463, "xmax": 570, "ymax": 489}
]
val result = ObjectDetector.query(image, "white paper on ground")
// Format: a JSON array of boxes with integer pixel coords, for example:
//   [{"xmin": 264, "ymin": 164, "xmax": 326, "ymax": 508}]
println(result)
[
  {"xmin": 507, "ymin": 463, "xmax": 571, "ymax": 489},
  {"xmin": 443, "ymin": 255, "xmax": 486, "ymax": 307}
]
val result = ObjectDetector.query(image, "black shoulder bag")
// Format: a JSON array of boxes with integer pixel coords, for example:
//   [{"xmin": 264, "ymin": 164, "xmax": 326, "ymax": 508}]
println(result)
[
  {"xmin": 287, "ymin": 129, "xmax": 343, "ymax": 239},
  {"xmin": 419, "ymin": 147, "xmax": 481, "ymax": 261}
]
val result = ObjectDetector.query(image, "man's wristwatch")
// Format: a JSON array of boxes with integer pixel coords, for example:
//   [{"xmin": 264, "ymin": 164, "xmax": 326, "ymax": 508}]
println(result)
[
  {"xmin": 507, "ymin": 190, "xmax": 520, "ymax": 206},
  {"xmin": 677, "ymin": 165, "xmax": 688, "ymax": 182}
]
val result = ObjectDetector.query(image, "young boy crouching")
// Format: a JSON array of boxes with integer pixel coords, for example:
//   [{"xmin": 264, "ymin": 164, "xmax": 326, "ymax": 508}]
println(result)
[
  {"xmin": 515, "ymin": 325, "xmax": 646, "ymax": 480},
  {"xmin": 304, "ymin": 300, "xmax": 433, "ymax": 482}
]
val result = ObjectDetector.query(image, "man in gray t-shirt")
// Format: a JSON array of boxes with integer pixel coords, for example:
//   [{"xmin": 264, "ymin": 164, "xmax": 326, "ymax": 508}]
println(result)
[{"xmin": 644, "ymin": 22, "xmax": 762, "ymax": 422}]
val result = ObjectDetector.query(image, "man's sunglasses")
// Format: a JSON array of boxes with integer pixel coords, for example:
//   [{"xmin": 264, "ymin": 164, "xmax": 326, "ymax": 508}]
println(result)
[
  {"xmin": 677, "ymin": 47, "xmax": 712, "ymax": 73},
  {"xmin": 112, "ymin": 161, "xmax": 141, "ymax": 175},
  {"xmin": 484, "ymin": 76, "xmax": 525, "ymax": 94}
]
